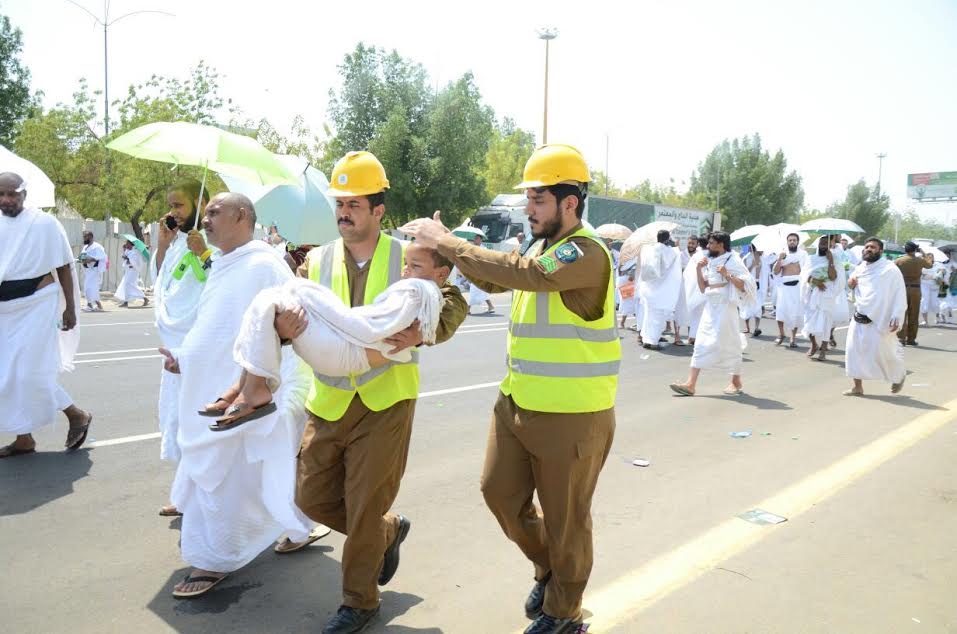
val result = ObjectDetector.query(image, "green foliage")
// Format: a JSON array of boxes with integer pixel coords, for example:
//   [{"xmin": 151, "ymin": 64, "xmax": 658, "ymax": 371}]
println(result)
[
  {"xmin": 880, "ymin": 211, "xmax": 956, "ymax": 243},
  {"xmin": 688, "ymin": 134, "xmax": 805, "ymax": 231},
  {"xmin": 0, "ymin": 13, "xmax": 35, "ymax": 147},
  {"xmin": 482, "ymin": 118, "xmax": 535, "ymax": 199},
  {"xmin": 14, "ymin": 64, "xmax": 227, "ymax": 220},
  {"xmin": 323, "ymin": 44, "xmax": 497, "ymax": 228},
  {"xmin": 827, "ymin": 179, "xmax": 889, "ymax": 237}
]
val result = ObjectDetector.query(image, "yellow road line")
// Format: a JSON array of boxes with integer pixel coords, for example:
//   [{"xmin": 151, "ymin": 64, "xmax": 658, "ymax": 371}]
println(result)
[{"xmin": 583, "ymin": 397, "xmax": 957, "ymax": 632}]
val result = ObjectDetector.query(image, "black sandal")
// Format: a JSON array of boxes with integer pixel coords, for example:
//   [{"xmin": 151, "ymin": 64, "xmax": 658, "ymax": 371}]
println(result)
[
  {"xmin": 65, "ymin": 414, "xmax": 93, "ymax": 451},
  {"xmin": 209, "ymin": 402, "xmax": 278, "ymax": 432},
  {"xmin": 0, "ymin": 444, "xmax": 37, "ymax": 459}
]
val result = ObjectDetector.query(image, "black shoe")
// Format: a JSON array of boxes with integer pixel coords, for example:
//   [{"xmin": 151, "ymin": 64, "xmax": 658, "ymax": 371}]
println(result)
[
  {"xmin": 378, "ymin": 515, "xmax": 411, "ymax": 585},
  {"xmin": 908, "ymin": 340, "xmax": 918, "ymax": 346},
  {"xmin": 523, "ymin": 612, "xmax": 582, "ymax": 634},
  {"xmin": 524, "ymin": 571, "xmax": 551, "ymax": 619},
  {"xmin": 321, "ymin": 605, "xmax": 379, "ymax": 634}
]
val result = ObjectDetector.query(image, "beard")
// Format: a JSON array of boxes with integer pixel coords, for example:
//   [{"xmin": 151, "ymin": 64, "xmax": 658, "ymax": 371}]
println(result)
[
  {"xmin": 788, "ymin": 244, "xmax": 798, "ymax": 253},
  {"xmin": 530, "ymin": 214, "xmax": 563, "ymax": 241},
  {"xmin": 863, "ymin": 251, "xmax": 881, "ymax": 263}
]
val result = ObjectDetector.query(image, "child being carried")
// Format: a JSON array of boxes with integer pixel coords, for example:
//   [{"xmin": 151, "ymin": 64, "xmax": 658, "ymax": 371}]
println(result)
[{"xmin": 203, "ymin": 243, "xmax": 450, "ymax": 430}]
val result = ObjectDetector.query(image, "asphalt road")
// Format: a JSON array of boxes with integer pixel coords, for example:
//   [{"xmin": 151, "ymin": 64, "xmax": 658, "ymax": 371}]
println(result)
[{"xmin": 3, "ymin": 294, "xmax": 956, "ymax": 634}]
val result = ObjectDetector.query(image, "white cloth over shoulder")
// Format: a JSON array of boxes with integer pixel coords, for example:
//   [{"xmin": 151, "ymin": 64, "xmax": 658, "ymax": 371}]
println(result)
[
  {"xmin": 0, "ymin": 208, "xmax": 80, "ymax": 434},
  {"xmin": 800, "ymin": 253, "xmax": 838, "ymax": 339},
  {"xmin": 845, "ymin": 258, "xmax": 907, "ymax": 383},
  {"xmin": 639, "ymin": 243, "xmax": 682, "ymax": 343},
  {"xmin": 235, "ymin": 277, "xmax": 441, "ymax": 390},
  {"xmin": 152, "ymin": 231, "xmax": 207, "ymax": 462},
  {"xmin": 115, "ymin": 248, "xmax": 146, "ymax": 303},
  {"xmin": 690, "ymin": 252, "xmax": 756, "ymax": 374},
  {"xmin": 80, "ymin": 241, "xmax": 106, "ymax": 303},
  {"xmin": 683, "ymin": 249, "xmax": 707, "ymax": 338},
  {"xmin": 170, "ymin": 240, "xmax": 313, "ymax": 572}
]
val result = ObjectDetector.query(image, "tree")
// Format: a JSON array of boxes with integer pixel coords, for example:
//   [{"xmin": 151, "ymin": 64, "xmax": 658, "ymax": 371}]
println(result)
[
  {"xmin": 688, "ymin": 134, "xmax": 804, "ymax": 230},
  {"xmin": 827, "ymin": 179, "xmax": 889, "ymax": 237},
  {"xmin": 482, "ymin": 118, "xmax": 535, "ymax": 199},
  {"xmin": 880, "ymin": 210, "xmax": 957, "ymax": 243},
  {"xmin": 15, "ymin": 64, "xmax": 228, "ymax": 220},
  {"xmin": 0, "ymin": 13, "xmax": 35, "ymax": 146}
]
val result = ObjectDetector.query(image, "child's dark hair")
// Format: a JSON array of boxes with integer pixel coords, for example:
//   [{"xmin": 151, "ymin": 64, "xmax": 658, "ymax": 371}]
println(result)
[{"xmin": 429, "ymin": 248, "xmax": 452, "ymax": 271}]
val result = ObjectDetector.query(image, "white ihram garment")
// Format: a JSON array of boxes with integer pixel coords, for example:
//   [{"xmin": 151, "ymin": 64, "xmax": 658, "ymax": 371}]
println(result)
[
  {"xmin": 682, "ymin": 249, "xmax": 707, "ymax": 338},
  {"xmin": 151, "ymin": 232, "xmax": 207, "ymax": 462},
  {"xmin": 169, "ymin": 240, "xmax": 313, "ymax": 573},
  {"xmin": 114, "ymin": 248, "xmax": 146, "ymax": 303},
  {"xmin": 80, "ymin": 241, "xmax": 106, "ymax": 303},
  {"xmin": 831, "ymin": 245, "xmax": 851, "ymax": 326},
  {"xmin": 235, "ymin": 277, "xmax": 440, "ymax": 390},
  {"xmin": 920, "ymin": 264, "xmax": 943, "ymax": 316},
  {"xmin": 800, "ymin": 254, "xmax": 838, "ymax": 339},
  {"xmin": 774, "ymin": 251, "xmax": 808, "ymax": 330},
  {"xmin": 739, "ymin": 252, "xmax": 766, "ymax": 321},
  {"xmin": 0, "ymin": 208, "xmax": 80, "ymax": 434},
  {"xmin": 691, "ymin": 252, "xmax": 756, "ymax": 375},
  {"xmin": 638, "ymin": 243, "xmax": 681, "ymax": 344},
  {"xmin": 845, "ymin": 258, "xmax": 906, "ymax": 383}
]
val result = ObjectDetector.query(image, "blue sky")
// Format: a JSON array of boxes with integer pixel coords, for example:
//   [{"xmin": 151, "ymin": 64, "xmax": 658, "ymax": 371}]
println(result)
[{"xmin": 5, "ymin": 0, "xmax": 956, "ymax": 224}]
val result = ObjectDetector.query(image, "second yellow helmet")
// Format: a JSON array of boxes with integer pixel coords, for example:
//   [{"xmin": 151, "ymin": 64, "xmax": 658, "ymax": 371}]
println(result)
[
  {"xmin": 515, "ymin": 144, "xmax": 591, "ymax": 190},
  {"xmin": 327, "ymin": 151, "xmax": 390, "ymax": 197}
]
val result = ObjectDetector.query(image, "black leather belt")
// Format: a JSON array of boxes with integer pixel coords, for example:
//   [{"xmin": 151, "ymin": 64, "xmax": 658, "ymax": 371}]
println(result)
[{"xmin": 783, "ymin": 280, "xmax": 799, "ymax": 287}]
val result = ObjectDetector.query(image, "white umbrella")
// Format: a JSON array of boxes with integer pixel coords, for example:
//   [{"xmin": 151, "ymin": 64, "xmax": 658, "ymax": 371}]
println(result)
[
  {"xmin": 0, "ymin": 144, "xmax": 56, "ymax": 208},
  {"xmin": 751, "ymin": 223, "xmax": 809, "ymax": 254},
  {"xmin": 452, "ymin": 225, "xmax": 487, "ymax": 240},
  {"xmin": 800, "ymin": 218, "xmax": 865, "ymax": 234},
  {"xmin": 926, "ymin": 246, "xmax": 949, "ymax": 263},
  {"xmin": 595, "ymin": 223, "xmax": 633, "ymax": 241},
  {"xmin": 730, "ymin": 224, "xmax": 766, "ymax": 246},
  {"xmin": 619, "ymin": 220, "xmax": 679, "ymax": 263}
]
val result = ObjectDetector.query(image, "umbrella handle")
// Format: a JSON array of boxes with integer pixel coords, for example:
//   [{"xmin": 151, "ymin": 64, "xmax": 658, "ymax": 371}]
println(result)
[{"xmin": 194, "ymin": 165, "xmax": 208, "ymax": 231}]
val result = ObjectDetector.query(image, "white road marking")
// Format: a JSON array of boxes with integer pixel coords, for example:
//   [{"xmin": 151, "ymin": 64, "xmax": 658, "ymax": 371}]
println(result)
[
  {"xmin": 76, "ymin": 347, "xmax": 158, "ymax": 356},
  {"xmin": 74, "ymin": 354, "xmax": 163, "ymax": 365},
  {"xmin": 79, "ymin": 321, "xmax": 155, "ymax": 327},
  {"xmin": 84, "ymin": 380, "xmax": 502, "ymax": 449}
]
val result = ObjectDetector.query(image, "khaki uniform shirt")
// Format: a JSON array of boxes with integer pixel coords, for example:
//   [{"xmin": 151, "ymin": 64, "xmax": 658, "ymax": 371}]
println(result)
[
  {"xmin": 895, "ymin": 254, "xmax": 933, "ymax": 286},
  {"xmin": 436, "ymin": 222, "xmax": 610, "ymax": 321}
]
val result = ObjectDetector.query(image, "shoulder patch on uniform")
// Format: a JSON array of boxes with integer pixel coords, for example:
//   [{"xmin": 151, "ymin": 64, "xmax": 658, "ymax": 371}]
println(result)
[
  {"xmin": 555, "ymin": 242, "xmax": 580, "ymax": 264},
  {"xmin": 537, "ymin": 254, "xmax": 559, "ymax": 273}
]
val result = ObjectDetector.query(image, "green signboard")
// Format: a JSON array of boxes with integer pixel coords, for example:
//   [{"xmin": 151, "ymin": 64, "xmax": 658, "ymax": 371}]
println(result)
[{"xmin": 907, "ymin": 172, "xmax": 957, "ymax": 200}]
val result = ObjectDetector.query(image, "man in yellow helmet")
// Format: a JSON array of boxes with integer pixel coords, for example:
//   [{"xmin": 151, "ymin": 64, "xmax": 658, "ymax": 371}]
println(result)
[
  {"xmin": 402, "ymin": 144, "xmax": 619, "ymax": 634},
  {"xmin": 275, "ymin": 151, "xmax": 467, "ymax": 634}
]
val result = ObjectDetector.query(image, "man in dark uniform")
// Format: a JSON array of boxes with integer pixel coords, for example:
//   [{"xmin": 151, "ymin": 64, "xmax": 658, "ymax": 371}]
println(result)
[{"xmin": 894, "ymin": 241, "xmax": 933, "ymax": 345}]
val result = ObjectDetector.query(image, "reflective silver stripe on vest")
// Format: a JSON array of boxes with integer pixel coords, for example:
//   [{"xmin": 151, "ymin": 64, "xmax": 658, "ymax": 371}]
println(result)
[
  {"xmin": 388, "ymin": 238, "xmax": 403, "ymax": 283},
  {"xmin": 507, "ymin": 355, "xmax": 620, "ymax": 378},
  {"xmin": 508, "ymin": 269, "xmax": 617, "ymax": 341},
  {"xmin": 313, "ymin": 372, "xmax": 352, "ymax": 390},
  {"xmin": 353, "ymin": 350, "xmax": 419, "ymax": 386},
  {"xmin": 318, "ymin": 243, "xmax": 334, "ymax": 289}
]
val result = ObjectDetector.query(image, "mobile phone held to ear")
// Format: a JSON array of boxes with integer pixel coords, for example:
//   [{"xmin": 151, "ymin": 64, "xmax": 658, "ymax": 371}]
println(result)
[{"xmin": 165, "ymin": 215, "xmax": 178, "ymax": 230}]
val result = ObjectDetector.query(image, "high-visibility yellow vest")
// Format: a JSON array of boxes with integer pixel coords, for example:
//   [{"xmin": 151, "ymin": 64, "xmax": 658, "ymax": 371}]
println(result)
[
  {"xmin": 500, "ymin": 227, "xmax": 620, "ymax": 413},
  {"xmin": 305, "ymin": 233, "xmax": 419, "ymax": 421}
]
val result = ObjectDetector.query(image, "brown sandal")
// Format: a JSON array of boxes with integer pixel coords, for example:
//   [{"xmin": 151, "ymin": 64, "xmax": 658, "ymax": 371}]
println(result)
[{"xmin": 209, "ymin": 401, "xmax": 278, "ymax": 432}]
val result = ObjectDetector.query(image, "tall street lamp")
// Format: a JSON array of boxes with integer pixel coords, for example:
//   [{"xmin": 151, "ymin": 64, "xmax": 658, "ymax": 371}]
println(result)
[
  {"xmin": 536, "ymin": 27, "xmax": 558, "ymax": 144},
  {"xmin": 66, "ymin": 1, "xmax": 174, "ymax": 137}
]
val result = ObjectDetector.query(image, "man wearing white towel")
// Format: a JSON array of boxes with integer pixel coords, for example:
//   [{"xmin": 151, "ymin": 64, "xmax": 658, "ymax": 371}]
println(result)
[{"xmin": 773, "ymin": 232, "xmax": 809, "ymax": 347}]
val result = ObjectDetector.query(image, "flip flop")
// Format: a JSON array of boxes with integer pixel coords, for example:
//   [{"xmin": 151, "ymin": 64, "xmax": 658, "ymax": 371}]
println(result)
[
  {"xmin": 172, "ymin": 573, "xmax": 229, "ymax": 599},
  {"xmin": 723, "ymin": 387, "xmax": 744, "ymax": 396},
  {"xmin": 158, "ymin": 505, "xmax": 183, "ymax": 517},
  {"xmin": 842, "ymin": 388, "xmax": 864, "ymax": 397},
  {"xmin": 891, "ymin": 381, "xmax": 904, "ymax": 394},
  {"xmin": 788, "ymin": 341, "xmax": 798, "ymax": 349},
  {"xmin": 0, "ymin": 444, "xmax": 37, "ymax": 459},
  {"xmin": 274, "ymin": 524, "xmax": 332, "ymax": 554},
  {"xmin": 209, "ymin": 402, "xmax": 277, "ymax": 432},
  {"xmin": 65, "ymin": 414, "xmax": 93, "ymax": 451},
  {"xmin": 198, "ymin": 395, "xmax": 235, "ymax": 417},
  {"xmin": 753, "ymin": 329, "xmax": 763, "ymax": 337},
  {"xmin": 774, "ymin": 337, "xmax": 784, "ymax": 346},
  {"xmin": 669, "ymin": 383, "xmax": 694, "ymax": 397}
]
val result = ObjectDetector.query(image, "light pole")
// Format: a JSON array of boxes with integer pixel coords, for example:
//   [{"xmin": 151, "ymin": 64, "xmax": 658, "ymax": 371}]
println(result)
[
  {"xmin": 66, "ymin": 1, "xmax": 174, "ymax": 137},
  {"xmin": 536, "ymin": 27, "xmax": 558, "ymax": 144},
  {"xmin": 876, "ymin": 152, "xmax": 887, "ymax": 197}
]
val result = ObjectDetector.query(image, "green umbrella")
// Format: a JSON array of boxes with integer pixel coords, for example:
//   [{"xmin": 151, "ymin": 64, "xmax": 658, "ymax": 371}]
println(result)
[
  {"xmin": 120, "ymin": 234, "xmax": 150, "ymax": 261},
  {"xmin": 106, "ymin": 122, "xmax": 299, "ymax": 186}
]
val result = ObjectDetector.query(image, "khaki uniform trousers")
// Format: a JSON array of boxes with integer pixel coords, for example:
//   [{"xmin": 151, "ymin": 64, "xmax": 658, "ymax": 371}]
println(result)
[
  {"xmin": 295, "ymin": 395, "xmax": 415, "ymax": 610},
  {"xmin": 900, "ymin": 287, "xmax": 922, "ymax": 343},
  {"xmin": 480, "ymin": 392, "xmax": 615, "ymax": 620}
]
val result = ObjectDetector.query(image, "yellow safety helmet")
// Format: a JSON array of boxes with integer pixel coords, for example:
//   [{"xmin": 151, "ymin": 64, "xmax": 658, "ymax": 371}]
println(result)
[
  {"xmin": 326, "ymin": 151, "xmax": 390, "ymax": 197},
  {"xmin": 515, "ymin": 143, "xmax": 591, "ymax": 189}
]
